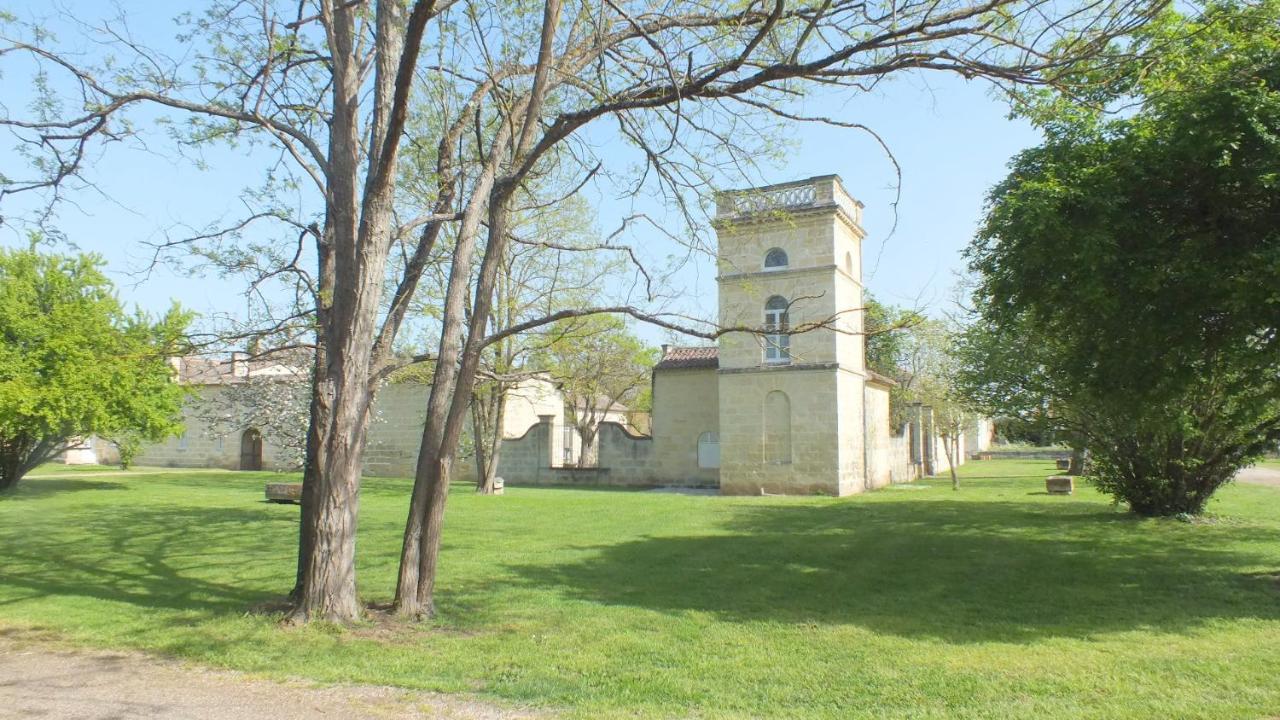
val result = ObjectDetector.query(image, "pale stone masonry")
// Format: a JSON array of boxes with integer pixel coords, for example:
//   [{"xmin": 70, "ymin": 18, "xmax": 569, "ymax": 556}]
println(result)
[
  {"xmin": 712, "ymin": 175, "xmax": 912, "ymax": 495},
  {"xmin": 110, "ymin": 174, "xmax": 975, "ymax": 494},
  {"xmin": 497, "ymin": 175, "xmax": 957, "ymax": 494}
]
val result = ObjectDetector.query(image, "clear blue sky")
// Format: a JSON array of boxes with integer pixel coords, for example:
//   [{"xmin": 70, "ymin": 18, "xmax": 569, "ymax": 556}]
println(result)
[{"xmin": 0, "ymin": 1, "xmax": 1043, "ymax": 347}]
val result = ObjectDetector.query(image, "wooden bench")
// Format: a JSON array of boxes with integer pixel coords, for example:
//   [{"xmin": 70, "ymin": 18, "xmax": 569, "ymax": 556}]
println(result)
[{"xmin": 265, "ymin": 482, "xmax": 303, "ymax": 504}]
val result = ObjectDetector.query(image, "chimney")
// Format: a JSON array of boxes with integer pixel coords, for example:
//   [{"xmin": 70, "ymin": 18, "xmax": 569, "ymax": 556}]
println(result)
[{"xmin": 230, "ymin": 351, "xmax": 250, "ymax": 378}]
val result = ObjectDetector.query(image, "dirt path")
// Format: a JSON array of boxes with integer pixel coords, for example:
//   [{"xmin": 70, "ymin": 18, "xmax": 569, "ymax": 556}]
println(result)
[
  {"xmin": 0, "ymin": 633, "xmax": 542, "ymax": 720},
  {"xmin": 1236, "ymin": 466, "xmax": 1280, "ymax": 488}
]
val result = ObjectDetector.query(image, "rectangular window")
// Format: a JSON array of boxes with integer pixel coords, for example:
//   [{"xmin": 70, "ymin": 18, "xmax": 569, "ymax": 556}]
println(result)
[
  {"xmin": 764, "ymin": 333, "xmax": 791, "ymax": 364},
  {"xmin": 177, "ymin": 433, "xmax": 188, "ymax": 450},
  {"xmin": 764, "ymin": 302, "xmax": 791, "ymax": 365}
]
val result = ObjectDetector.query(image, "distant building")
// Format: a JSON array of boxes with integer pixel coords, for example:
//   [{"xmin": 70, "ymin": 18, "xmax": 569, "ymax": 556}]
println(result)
[
  {"xmin": 82, "ymin": 175, "xmax": 976, "ymax": 496},
  {"xmin": 493, "ymin": 175, "xmax": 972, "ymax": 494}
]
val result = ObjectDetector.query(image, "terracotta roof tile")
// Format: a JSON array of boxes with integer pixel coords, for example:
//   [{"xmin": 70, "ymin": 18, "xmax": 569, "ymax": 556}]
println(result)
[{"xmin": 654, "ymin": 346, "xmax": 719, "ymax": 370}]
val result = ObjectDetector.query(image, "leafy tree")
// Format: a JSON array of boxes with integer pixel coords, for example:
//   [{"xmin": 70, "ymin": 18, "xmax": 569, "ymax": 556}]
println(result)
[
  {"xmin": 2, "ymin": 0, "xmax": 1164, "ymax": 621},
  {"xmin": 962, "ymin": 0, "xmax": 1280, "ymax": 515},
  {"xmin": 0, "ymin": 250, "xmax": 189, "ymax": 491},
  {"xmin": 864, "ymin": 293, "xmax": 925, "ymax": 432},
  {"xmin": 901, "ymin": 319, "xmax": 973, "ymax": 489},
  {"xmin": 537, "ymin": 317, "xmax": 657, "ymax": 467}
]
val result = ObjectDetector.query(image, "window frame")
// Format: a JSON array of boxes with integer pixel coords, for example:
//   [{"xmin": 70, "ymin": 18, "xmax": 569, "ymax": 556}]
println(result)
[
  {"xmin": 763, "ymin": 247, "xmax": 788, "ymax": 271},
  {"xmin": 764, "ymin": 295, "xmax": 791, "ymax": 365}
]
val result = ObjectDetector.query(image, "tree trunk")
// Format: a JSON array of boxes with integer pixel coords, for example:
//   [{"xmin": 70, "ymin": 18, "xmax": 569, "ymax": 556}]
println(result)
[
  {"xmin": 576, "ymin": 423, "xmax": 598, "ymax": 468},
  {"xmin": 396, "ymin": 0, "xmax": 563, "ymax": 617},
  {"xmin": 474, "ymin": 386, "xmax": 506, "ymax": 494},
  {"xmin": 289, "ymin": 0, "xmax": 410, "ymax": 623},
  {"xmin": 401, "ymin": 183, "xmax": 521, "ymax": 616},
  {"xmin": 394, "ymin": 127, "xmax": 509, "ymax": 618},
  {"xmin": 290, "ymin": 349, "xmax": 330, "ymax": 602},
  {"xmin": 0, "ymin": 453, "xmax": 21, "ymax": 492},
  {"xmin": 1068, "ymin": 447, "xmax": 1085, "ymax": 475},
  {"xmin": 291, "ymin": 225, "xmax": 334, "ymax": 603},
  {"xmin": 942, "ymin": 431, "xmax": 959, "ymax": 490},
  {"xmin": 0, "ymin": 434, "xmax": 39, "ymax": 492}
]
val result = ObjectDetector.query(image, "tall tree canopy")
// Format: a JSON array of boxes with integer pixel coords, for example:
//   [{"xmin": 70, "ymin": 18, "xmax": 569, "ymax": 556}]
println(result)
[
  {"xmin": 537, "ymin": 316, "xmax": 657, "ymax": 468},
  {"xmin": 961, "ymin": 0, "xmax": 1280, "ymax": 515},
  {"xmin": 2, "ymin": 0, "xmax": 1164, "ymax": 621},
  {"xmin": 0, "ymin": 250, "xmax": 189, "ymax": 490}
]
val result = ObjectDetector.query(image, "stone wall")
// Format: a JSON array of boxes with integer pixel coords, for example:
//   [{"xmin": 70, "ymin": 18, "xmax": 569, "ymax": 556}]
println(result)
[
  {"xmin": 133, "ymin": 386, "xmax": 296, "ymax": 471},
  {"xmin": 363, "ymin": 383, "xmax": 429, "ymax": 477},
  {"xmin": 495, "ymin": 418, "xmax": 704, "ymax": 488},
  {"xmin": 863, "ymin": 382, "xmax": 895, "ymax": 489},
  {"xmin": 132, "ymin": 377, "xmax": 568, "ymax": 479},
  {"xmin": 718, "ymin": 366, "xmax": 844, "ymax": 496},
  {"xmin": 649, "ymin": 366, "xmax": 720, "ymax": 487}
]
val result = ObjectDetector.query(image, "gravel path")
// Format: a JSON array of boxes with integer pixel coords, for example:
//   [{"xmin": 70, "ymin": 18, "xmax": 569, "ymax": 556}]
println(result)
[
  {"xmin": 0, "ymin": 633, "xmax": 541, "ymax": 720},
  {"xmin": 1236, "ymin": 466, "xmax": 1280, "ymax": 488}
]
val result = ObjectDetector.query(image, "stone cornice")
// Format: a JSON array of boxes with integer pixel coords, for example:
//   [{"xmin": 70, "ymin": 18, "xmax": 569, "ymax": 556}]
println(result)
[
  {"xmin": 711, "ymin": 202, "xmax": 865, "ymax": 238},
  {"xmin": 718, "ymin": 361, "xmax": 841, "ymax": 375},
  {"xmin": 717, "ymin": 263, "xmax": 863, "ymax": 288}
]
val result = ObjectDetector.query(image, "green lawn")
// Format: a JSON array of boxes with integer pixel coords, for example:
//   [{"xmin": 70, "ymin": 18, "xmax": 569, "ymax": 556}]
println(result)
[{"xmin": 2, "ymin": 461, "xmax": 1279, "ymax": 719}]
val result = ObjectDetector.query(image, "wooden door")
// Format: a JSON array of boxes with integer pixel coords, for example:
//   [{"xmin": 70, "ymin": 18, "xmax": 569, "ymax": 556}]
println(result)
[{"xmin": 239, "ymin": 429, "xmax": 263, "ymax": 471}]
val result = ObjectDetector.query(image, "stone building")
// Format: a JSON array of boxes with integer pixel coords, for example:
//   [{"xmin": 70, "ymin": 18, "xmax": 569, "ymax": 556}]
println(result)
[
  {"xmin": 83, "ymin": 174, "xmax": 975, "ymax": 495},
  {"xmin": 126, "ymin": 351, "xmax": 626, "ymax": 477},
  {"xmin": 495, "ymin": 175, "xmax": 969, "ymax": 494}
]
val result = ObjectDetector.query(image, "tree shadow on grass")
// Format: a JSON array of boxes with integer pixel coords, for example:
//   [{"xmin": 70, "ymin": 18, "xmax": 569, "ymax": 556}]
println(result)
[
  {"xmin": 510, "ymin": 498, "xmax": 1280, "ymax": 644},
  {"xmin": 4, "ymin": 479, "xmax": 129, "ymax": 498},
  {"xmin": 0, "ymin": 504, "xmax": 296, "ymax": 614}
]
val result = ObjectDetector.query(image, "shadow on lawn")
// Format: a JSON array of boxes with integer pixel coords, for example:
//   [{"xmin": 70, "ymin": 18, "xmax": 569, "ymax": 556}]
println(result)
[
  {"xmin": 0, "ymin": 504, "xmax": 293, "ymax": 613},
  {"xmin": 6, "ymin": 478, "xmax": 129, "ymax": 497},
  {"xmin": 512, "ymin": 497, "xmax": 1280, "ymax": 643}
]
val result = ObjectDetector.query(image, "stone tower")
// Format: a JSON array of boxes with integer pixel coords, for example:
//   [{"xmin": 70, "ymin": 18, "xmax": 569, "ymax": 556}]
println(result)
[{"xmin": 714, "ymin": 175, "xmax": 870, "ymax": 495}]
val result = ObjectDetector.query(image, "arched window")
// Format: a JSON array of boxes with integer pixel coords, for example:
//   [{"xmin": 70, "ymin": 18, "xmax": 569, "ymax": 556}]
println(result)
[
  {"xmin": 764, "ymin": 391, "xmax": 792, "ymax": 465},
  {"xmin": 697, "ymin": 431, "xmax": 720, "ymax": 469},
  {"xmin": 764, "ymin": 295, "xmax": 791, "ymax": 364},
  {"xmin": 763, "ymin": 248, "xmax": 788, "ymax": 270},
  {"xmin": 845, "ymin": 251, "xmax": 853, "ymax": 276}
]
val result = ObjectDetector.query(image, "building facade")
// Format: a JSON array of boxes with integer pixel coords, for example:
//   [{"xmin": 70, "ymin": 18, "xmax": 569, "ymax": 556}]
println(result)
[
  {"xmin": 494, "ymin": 175, "xmax": 966, "ymax": 494},
  {"xmin": 80, "ymin": 175, "xmax": 970, "ymax": 495}
]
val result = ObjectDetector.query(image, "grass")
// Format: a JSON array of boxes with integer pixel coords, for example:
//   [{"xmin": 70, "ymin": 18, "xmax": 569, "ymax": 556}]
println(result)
[{"xmin": 2, "ymin": 461, "xmax": 1279, "ymax": 719}]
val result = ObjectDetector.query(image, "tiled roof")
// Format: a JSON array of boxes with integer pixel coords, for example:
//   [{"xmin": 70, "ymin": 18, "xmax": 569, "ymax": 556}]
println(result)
[
  {"xmin": 866, "ymin": 369, "xmax": 899, "ymax": 387},
  {"xmin": 171, "ymin": 350, "xmax": 311, "ymax": 385},
  {"xmin": 654, "ymin": 346, "xmax": 719, "ymax": 370}
]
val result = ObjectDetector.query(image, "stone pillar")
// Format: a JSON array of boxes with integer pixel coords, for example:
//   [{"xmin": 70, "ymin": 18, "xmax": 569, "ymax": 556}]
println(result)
[
  {"xmin": 910, "ymin": 402, "xmax": 924, "ymax": 475},
  {"xmin": 538, "ymin": 414, "xmax": 556, "ymax": 472},
  {"xmin": 921, "ymin": 405, "xmax": 936, "ymax": 477}
]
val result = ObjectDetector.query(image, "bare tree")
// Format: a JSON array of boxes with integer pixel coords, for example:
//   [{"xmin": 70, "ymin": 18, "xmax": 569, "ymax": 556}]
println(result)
[
  {"xmin": 465, "ymin": 195, "xmax": 613, "ymax": 492},
  {"xmin": 2, "ymin": 0, "xmax": 1164, "ymax": 623},
  {"xmin": 1, "ymin": 0, "xmax": 457, "ymax": 622},
  {"xmin": 387, "ymin": 0, "xmax": 1165, "ymax": 617}
]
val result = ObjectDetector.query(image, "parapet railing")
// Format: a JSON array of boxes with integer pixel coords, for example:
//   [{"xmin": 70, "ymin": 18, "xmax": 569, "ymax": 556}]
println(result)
[{"xmin": 714, "ymin": 175, "xmax": 862, "ymax": 226}]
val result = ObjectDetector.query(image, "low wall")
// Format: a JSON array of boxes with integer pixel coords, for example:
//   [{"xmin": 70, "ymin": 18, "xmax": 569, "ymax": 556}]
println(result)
[
  {"xmin": 973, "ymin": 449, "xmax": 1071, "ymax": 461},
  {"xmin": 886, "ymin": 434, "xmax": 917, "ymax": 485},
  {"xmin": 497, "ymin": 419, "xmax": 715, "ymax": 488}
]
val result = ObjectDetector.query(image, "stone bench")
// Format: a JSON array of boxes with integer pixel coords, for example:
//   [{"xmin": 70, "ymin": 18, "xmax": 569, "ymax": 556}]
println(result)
[
  {"xmin": 265, "ymin": 482, "xmax": 303, "ymax": 504},
  {"xmin": 1045, "ymin": 475, "xmax": 1074, "ymax": 495}
]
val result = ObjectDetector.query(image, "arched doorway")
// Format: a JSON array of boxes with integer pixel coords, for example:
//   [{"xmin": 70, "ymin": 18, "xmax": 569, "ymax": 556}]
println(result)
[{"xmin": 239, "ymin": 428, "xmax": 263, "ymax": 471}]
